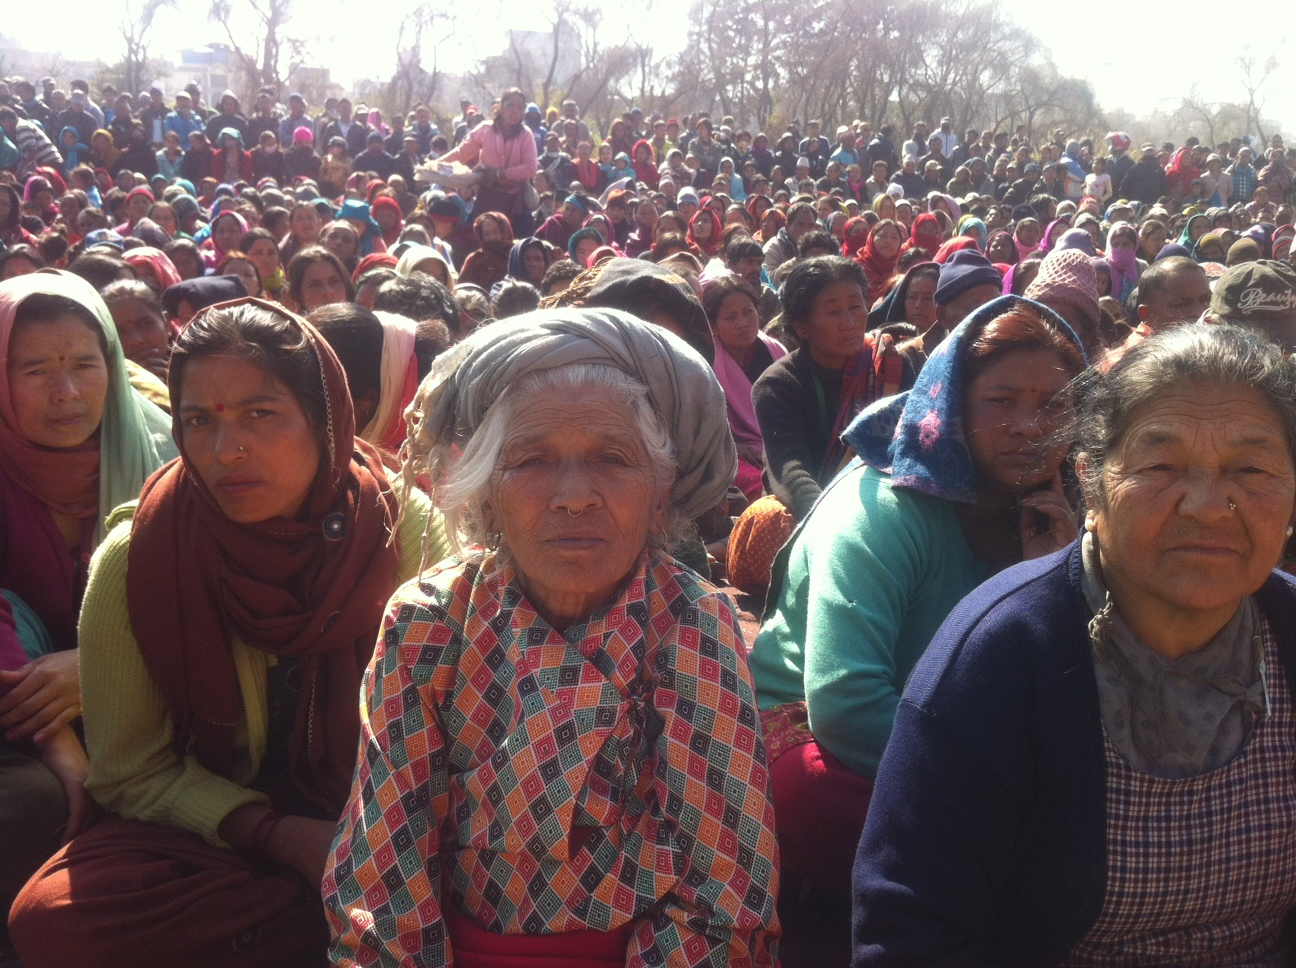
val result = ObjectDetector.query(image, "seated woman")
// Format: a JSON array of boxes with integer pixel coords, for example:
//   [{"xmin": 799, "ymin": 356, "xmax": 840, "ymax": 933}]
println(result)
[
  {"xmin": 0, "ymin": 271, "xmax": 175, "ymax": 946},
  {"xmin": 323, "ymin": 307, "xmax": 779, "ymax": 967},
  {"xmin": 749, "ymin": 296, "xmax": 1085, "ymax": 938},
  {"xmin": 10, "ymin": 299, "xmax": 450, "ymax": 968},
  {"xmin": 505, "ymin": 236, "xmax": 551, "ymax": 289},
  {"xmin": 309, "ymin": 302, "xmax": 419, "ymax": 454},
  {"xmin": 99, "ymin": 280, "xmax": 173, "ymax": 407},
  {"xmin": 457, "ymin": 212, "xmax": 513, "ymax": 291},
  {"xmin": 855, "ymin": 322, "xmax": 1296, "ymax": 966},
  {"xmin": 728, "ymin": 256, "xmax": 922, "ymax": 593},
  {"xmin": 703, "ymin": 274, "xmax": 786, "ymax": 502}
]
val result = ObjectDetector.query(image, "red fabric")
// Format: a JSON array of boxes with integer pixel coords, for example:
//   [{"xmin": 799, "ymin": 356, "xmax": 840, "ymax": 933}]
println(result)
[
  {"xmin": 688, "ymin": 209, "xmax": 724, "ymax": 258},
  {"xmin": 126, "ymin": 298, "xmax": 401, "ymax": 817},
  {"xmin": 630, "ymin": 139, "xmax": 659, "ymax": 189},
  {"xmin": 9, "ymin": 816, "xmax": 328, "ymax": 968},
  {"xmin": 352, "ymin": 252, "xmax": 398, "ymax": 283},
  {"xmin": 855, "ymin": 221, "xmax": 901, "ymax": 304},
  {"xmin": 445, "ymin": 907, "xmax": 630, "ymax": 968},
  {"xmin": 377, "ymin": 352, "xmax": 419, "ymax": 452},
  {"xmin": 769, "ymin": 738, "xmax": 873, "ymax": 899},
  {"xmin": 902, "ymin": 212, "xmax": 942, "ymax": 259},
  {"xmin": 841, "ymin": 216, "xmax": 870, "ymax": 258},
  {"xmin": 933, "ymin": 235, "xmax": 980, "ymax": 264},
  {"xmin": 371, "ymin": 194, "xmax": 404, "ymax": 246}
]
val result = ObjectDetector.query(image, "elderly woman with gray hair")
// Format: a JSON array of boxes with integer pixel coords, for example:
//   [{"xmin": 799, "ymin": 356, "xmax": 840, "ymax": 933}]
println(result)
[
  {"xmin": 323, "ymin": 309, "xmax": 780, "ymax": 967},
  {"xmin": 854, "ymin": 322, "xmax": 1296, "ymax": 966}
]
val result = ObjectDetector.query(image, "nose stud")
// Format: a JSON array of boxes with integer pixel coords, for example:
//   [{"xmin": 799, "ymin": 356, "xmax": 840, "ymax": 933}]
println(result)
[{"xmin": 1228, "ymin": 501, "xmax": 1237, "ymax": 511}]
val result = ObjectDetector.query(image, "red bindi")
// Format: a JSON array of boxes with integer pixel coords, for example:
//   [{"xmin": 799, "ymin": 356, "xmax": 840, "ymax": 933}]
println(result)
[{"xmin": 215, "ymin": 403, "xmax": 225, "ymax": 412}]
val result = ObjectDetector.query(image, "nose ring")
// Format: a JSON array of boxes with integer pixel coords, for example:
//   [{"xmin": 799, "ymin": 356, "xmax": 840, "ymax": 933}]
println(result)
[{"xmin": 566, "ymin": 507, "xmax": 583, "ymax": 517}]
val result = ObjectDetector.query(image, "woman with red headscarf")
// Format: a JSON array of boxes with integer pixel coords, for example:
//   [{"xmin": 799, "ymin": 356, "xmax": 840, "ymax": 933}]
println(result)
[
  {"xmin": 856, "ymin": 219, "xmax": 903, "ymax": 306},
  {"xmin": 841, "ymin": 216, "xmax": 871, "ymax": 259},
  {"xmin": 688, "ymin": 208, "xmax": 724, "ymax": 260},
  {"xmin": 458, "ymin": 212, "xmax": 513, "ymax": 290},
  {"xmin": 901, "ymin": 212, "xmax": 942, "ymax": 260},
  {"xmin": 10, "ymin": 299, "xmax": 449, "ymax": 968},
  {"xmin": 631, "ymin": 139, "xmax": 659, "ymax": 190}
]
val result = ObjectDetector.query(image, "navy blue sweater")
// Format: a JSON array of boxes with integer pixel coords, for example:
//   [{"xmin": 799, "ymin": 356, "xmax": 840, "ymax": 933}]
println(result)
[{"xmin": 852, "ymin": 540, "xmax": 1296, "ymax": 967}]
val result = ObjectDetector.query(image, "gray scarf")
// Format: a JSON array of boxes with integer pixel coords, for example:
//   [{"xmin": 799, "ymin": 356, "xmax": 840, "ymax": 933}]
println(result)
[{"xmin": 1082, "ymin": 530, "xmax": 1267, "ymax": 778}]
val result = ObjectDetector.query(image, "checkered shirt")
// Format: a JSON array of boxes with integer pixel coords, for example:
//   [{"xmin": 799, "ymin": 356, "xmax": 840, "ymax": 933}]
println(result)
[
  {"xmin": 1063, "ymin": 615, "xmax": 1296, "ymax": 966},
  {"xmin": 323, "ymin": 550, "xmax": 780, "ymax": 967}
]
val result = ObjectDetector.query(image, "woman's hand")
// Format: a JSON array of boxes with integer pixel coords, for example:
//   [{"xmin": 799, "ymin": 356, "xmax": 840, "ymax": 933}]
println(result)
[
  {"xmin": 1019, "ymin": 471, "xmax": 1078, "ymax": 560},
  {"xmin": 220, "ymin": 803, "xmax": 338, "ymax": 888},
  {"xmin": 0, "ymin": 649, "xmax": 82, "ymax": 742},
  {"xmin": 35, "ymin": 724, "xmax": 91, "ymax": 842}
]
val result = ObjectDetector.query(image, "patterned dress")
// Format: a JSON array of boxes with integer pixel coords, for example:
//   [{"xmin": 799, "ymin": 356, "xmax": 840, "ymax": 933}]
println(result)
[
  {"xmin": 1063, "ymin": 616, "xmax": 1296, "ymax": 966},
  {"xmin": 323, "ymin": 550, "xmax": 780, "ymax": 967}
]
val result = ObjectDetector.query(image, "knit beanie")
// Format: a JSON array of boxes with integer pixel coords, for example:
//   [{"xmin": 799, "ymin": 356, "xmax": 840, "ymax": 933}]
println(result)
[
  {"xmin": 934, "ymin": 250, "xmax": 1003, "ymax": 306},
  {"xmin": 1023, "ymin": 249, "xmax": 1100, "ymax": 329}
]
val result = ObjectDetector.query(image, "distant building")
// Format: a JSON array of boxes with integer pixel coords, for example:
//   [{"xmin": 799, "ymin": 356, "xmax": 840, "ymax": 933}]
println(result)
[{"xmin": 176, "ymin": 44, "xmax": 234, "ymax": 100}]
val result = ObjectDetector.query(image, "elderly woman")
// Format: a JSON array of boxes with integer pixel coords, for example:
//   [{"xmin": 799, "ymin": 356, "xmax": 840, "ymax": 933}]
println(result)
[
  {"xmin": 751, "ymin": 297, "xmax": 1085, "ymax": 953},
  {"xmin": 323, "ymin": 309, "xmax": 780, "ymax": 967},
  {"xmin": 855, "ymin": 322, "xmax": 1296, "ymax": 965},
  {"xmin": 10, "ymin": 299, "xmax": 448, "ymax": 968}
]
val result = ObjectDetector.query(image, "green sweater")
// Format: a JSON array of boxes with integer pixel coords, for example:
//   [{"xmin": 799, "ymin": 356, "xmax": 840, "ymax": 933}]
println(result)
[
  {"xmin": 749, "ymin": 463, "xmax": 989, "ymax": 778},
  {"xmin": 78, "ymin": 483, "xmax": 450, "ymax": 847}
]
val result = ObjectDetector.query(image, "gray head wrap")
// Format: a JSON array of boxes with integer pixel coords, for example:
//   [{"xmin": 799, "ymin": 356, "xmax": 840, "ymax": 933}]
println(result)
[{"xmin": 404, "ymin": 308, "xmax": 737, "ymax": 521}]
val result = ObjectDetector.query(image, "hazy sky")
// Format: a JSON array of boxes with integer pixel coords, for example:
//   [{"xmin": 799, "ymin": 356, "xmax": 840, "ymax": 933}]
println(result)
[{"xmin": 3, "ymin": 0, "xmax": 1291, "ymax": 132}]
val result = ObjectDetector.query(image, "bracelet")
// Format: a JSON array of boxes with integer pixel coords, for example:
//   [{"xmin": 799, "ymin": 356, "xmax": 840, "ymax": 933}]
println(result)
[{"xmin": 250, "ymin": 809, "xmax": 287, "ymax": 854}]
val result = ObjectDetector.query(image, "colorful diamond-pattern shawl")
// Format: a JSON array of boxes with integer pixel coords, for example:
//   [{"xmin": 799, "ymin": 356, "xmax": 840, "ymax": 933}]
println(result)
[{"xmin": 324, "ymin": 550, "xmax": 780, "ymax": 968}]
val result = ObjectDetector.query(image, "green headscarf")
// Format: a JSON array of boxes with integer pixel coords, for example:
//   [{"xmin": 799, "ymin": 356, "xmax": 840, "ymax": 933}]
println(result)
[{"xmin": 0, "ymin": 270, "xmax": 177, "ymax": 544}]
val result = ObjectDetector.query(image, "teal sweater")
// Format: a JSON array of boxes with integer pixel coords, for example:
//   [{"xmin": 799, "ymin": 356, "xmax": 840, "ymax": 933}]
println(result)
[{"xmin": 749, "ymin": 462, "xmax": 989, "ymax": 778}]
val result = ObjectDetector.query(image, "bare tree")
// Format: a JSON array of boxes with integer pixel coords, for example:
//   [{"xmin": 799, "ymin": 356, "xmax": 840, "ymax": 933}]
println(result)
[
  {"xmin": 387, "ymin": 6, "xmax": 456, "ymax": 118},
  {"xmin": 208, "ymin": 0, "xmax": 303, "ymax": 97},
  {"xmin": 1237, "ymin": 44, "xmax": 1281, "ymax": 143},
  {"xmin": 119, "ymin": 0, "xmax": 175, "ymax": 96}
]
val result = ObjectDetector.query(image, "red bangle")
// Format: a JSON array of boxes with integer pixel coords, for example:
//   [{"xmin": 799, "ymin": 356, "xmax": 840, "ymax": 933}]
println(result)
[{"xmin": 250, "ymin": 809, "xmax": 286, "ymax": 854}]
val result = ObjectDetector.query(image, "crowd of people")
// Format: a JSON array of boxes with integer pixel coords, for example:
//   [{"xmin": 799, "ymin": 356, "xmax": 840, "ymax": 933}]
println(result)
[{"xmin": 3, "ymin": 69, "xmax": 1296, "ymax": 967}]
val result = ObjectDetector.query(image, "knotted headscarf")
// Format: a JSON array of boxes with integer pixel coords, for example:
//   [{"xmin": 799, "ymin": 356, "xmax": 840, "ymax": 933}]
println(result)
[{"xmin": 403, "ymin": 308, "xmax": 737, "ymax": 523}]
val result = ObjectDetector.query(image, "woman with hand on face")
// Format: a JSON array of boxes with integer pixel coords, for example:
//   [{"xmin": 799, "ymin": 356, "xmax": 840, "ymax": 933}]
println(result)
[
  {"xmin": 703, "ymin": 274, "xmax": 787, "ymax": 502},
  {"xmin": 856, "ymin": 322, "xmax": 1296, "ymax": 967},
  {"xmin": 0, "ymin": 271, "xmax": 175, "ymax": 945},
  {"xmin": 9, "ymin": 299, "xmax": 450, "ymax": 968},
  {"xmin": 750, "ymin": 296, "xmax": 1085, "ymax": 953}
]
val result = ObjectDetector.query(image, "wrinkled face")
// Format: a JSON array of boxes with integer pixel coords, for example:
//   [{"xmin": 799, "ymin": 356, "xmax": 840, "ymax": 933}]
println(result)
[
  {"xmin": 109, "ymin": 297, "xmax": 170, "ymax": 378},
  {"xmin": 178, "ymin": 355, "xmax": 322, "ymax": 524},
  {"xmin": 321, "ymin": 226, "xmax": 358, "ymax": 265},
  {"xmin": 872, "ymin": 224, "xmax": 902, "ymax": 259},
  {"xmin": 7, "ymin": 314, "xmax": 108, "ymax": 449},
  {"xmin": 963, "ymin": 347, "xmax": 1074, "ymax": 496},
  {"xmin": 903, "ymin": 273, "xmax": 938, "ymax": 329},
  {"xmin": 795, "ymin": 279, "xmax": 868, "ymax": 370},
  {"xmin": 1090, "ymin": 382, "xmax": 1296, "ymax": 632},
  {"xmin": 487, "ymin": 383, "xmax": 668, "ymax": 628},
  {"xmin": 713, "ymin": 290, "xmax": 760, "ymax": 356},
  {"xmin": 299, "ymin": 259, "xmax": 348, "ymax": 309},
  {"xmin": 479, "ymin": 218, "xmax": 503, "ymax": 243}
]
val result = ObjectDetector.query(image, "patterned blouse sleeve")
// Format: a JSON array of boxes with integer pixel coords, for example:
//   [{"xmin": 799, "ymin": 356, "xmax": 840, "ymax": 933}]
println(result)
[
  {"xmin": 323, "ymin": 583, "xmax": 455, "ymax": 968},
  {"xmin": 629, "ymin": 590, "xmax": 781, "ymax": 968}
]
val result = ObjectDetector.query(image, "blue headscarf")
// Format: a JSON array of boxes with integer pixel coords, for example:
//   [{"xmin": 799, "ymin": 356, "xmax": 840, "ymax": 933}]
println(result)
[
  {"xmin": 843, "ymin": 294, "xmax": 1085, "ymax": 505},
  {"xmin": 507, "ymin": 237, "xmax": 547, "ymax": 281}
]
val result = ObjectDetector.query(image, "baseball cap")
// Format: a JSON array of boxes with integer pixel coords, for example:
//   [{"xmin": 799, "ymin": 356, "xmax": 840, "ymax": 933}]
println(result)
[{"xmin": 1210, "ymin": 260, "xmax": 1296, "ymax": 337}]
